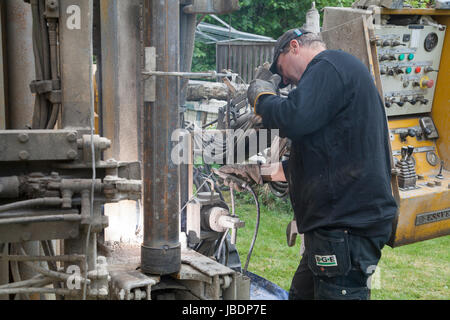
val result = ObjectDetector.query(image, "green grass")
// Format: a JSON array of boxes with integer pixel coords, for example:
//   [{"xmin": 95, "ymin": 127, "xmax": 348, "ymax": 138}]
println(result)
[{"xmin": 226, "ymin": 190, "xmax": 450, "ymax": 300}]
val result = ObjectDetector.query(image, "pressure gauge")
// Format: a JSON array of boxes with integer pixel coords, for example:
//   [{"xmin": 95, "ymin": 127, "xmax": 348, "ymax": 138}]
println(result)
[
  {"xmin": 424, "ymin": 32, "xmax": 439, "ymax": 52},
  {"xmin": 426, "ymin": 151, "xmax": 439, "ymax": 166}
]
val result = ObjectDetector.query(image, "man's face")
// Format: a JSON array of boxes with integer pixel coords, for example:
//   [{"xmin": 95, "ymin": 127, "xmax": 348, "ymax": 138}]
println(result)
[{"xmin": 276, "ymin": 44, "xmax": 301, "ymax": 86}]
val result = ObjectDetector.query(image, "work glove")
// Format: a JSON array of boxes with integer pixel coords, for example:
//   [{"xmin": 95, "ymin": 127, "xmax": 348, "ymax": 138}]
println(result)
[
  {"xmin": 254, "ymin": 62, "xmax": 274, "ymax": 81},
  {"xmin": 217, "ymin": 164, "xmax": 263, "ymax": 192},
  {"xmin": 247, "ymin": 74, "xmax": 281, "ymax": 114}
]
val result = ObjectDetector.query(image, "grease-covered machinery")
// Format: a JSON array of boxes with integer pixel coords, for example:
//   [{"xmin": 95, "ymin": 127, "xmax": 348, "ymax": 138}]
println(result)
[
  {"xmin": 0, "ymin": 0, "xmax": 252, "ymax": 300},
  {"xmin": 322, "ymin": 6, "xmax": 450, "ymax": 247}
]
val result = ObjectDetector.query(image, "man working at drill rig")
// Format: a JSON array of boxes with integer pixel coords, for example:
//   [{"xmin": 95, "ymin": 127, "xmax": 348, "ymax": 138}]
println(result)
[{"xmin": 218, "ymin": 28, "xmax": 398, "ymax": 300}]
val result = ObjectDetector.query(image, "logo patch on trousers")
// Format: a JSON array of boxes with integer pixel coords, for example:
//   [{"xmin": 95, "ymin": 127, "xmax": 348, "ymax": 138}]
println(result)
[{"xmin": 315, "ymin": 255, "xmax": 338, "ymax": 267}]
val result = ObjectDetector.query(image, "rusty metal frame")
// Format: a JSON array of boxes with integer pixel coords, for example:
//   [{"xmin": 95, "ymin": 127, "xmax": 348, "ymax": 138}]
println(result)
[
  {"xmin": 0, "ymin": 1, "xmax": 5, "ymax": 130},
  {"xmin": 59, "ymin": 0, "xmax": 95, "ymax": 130}
]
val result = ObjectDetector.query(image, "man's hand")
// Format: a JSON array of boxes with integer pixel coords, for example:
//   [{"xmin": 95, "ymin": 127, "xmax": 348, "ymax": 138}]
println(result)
[
  {"xmin": 247, "ymin": 74, "xmax": 281, "ymax": 113},
  {"xmin": 217, "ymin": 164, "xmax": 263, "ymax": 192}
]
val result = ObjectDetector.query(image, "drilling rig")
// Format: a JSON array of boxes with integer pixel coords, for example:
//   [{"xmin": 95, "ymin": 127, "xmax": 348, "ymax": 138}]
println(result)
[{"xmin": 0, "ymin": 0, "xmax": 256, "ymax": 300}]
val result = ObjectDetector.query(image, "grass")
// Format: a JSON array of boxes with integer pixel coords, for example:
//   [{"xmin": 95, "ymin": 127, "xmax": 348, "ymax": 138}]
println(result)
[{"xmin": 225, "ymin": 189, "xmax": 450, "ymax": 300}]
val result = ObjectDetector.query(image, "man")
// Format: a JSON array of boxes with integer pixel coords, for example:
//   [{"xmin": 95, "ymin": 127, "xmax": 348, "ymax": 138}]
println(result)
[{"xmin": 218, "ymin": 28, "xmax": 398, "ymax": 300}]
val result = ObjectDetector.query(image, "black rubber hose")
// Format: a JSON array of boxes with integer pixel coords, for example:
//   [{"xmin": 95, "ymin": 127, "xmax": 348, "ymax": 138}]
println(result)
[{"xmin": 243, "ymin": 185, "xmax": 260, "ymax": 274}]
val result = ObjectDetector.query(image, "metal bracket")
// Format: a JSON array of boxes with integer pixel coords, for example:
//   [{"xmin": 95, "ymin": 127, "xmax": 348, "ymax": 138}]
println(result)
[
  {"xmin": 144, "ymin": 47, "xmax": 156, "ymax": 103},
  {"xmin": 0, "ymin": 130, "xmax": 79, "ymax": 162},
  {"xmin": 143, "ymin": 47, "xmax": 236, "ymax": 102}
]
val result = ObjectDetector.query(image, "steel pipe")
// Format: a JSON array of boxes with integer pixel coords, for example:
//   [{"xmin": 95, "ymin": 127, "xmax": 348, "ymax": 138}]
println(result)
[
  {"xmin": 0, "ymin": 254, "xmax": 85, "ymax": 263},
  {"xmin": 0, "ymin": 276, "xmax": 53, "ymax": 290},
  {"xmin": 4, "ymin": 0, "xmax": 36, "ymax": 129},
  {"xmin": 0, "ymin": 214, "xmax": 81, "ymax": 225},
  {"xmin": 0, "ymin": 198, "xmax": 63, "ymax": 213},
  {"xmin": 0, "ymin": 287, "xmax": 78, "ymax": 296},
  {"xmin": 141, "ymin": 0, "xmax": 181, "ymax": 275},
  {"xmin": 142, "ymin": 70, "xmax": 235, "ymax": 78}
]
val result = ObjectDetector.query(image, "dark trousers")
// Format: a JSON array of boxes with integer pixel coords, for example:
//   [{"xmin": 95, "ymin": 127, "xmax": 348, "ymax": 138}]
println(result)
[{"xmin": 289, "ymin": 228, "xmax": 391, "ymax": 300}]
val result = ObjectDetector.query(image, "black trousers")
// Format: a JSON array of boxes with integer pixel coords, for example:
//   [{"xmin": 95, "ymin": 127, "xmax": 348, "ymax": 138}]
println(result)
[{"xmin": 289, "ymin": 227, "xmax": 391, "ymax": 300}]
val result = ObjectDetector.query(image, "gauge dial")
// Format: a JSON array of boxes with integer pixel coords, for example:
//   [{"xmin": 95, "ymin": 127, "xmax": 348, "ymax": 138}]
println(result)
[{"xmin": 424, "ymin": 32, "xmax": 438, "ymax": 52}]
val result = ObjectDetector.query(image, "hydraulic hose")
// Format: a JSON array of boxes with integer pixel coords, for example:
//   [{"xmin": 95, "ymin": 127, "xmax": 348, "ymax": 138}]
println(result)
[
  {"xmin": 212, "ymin": 169, "xmax": 261, "ymax": 274},
  {"xmin": 243, "ymin": 184, "xmax": 260, "ymax": 274}
]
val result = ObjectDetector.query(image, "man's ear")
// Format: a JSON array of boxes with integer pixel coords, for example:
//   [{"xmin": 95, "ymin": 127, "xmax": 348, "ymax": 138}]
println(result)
[{"xmin": 290, "ymin": 39, "xmax": 299, "ymax": 53}]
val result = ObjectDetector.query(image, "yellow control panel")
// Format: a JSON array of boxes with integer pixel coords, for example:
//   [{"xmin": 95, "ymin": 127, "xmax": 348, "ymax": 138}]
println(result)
[{"xmin": 380, "ymin": 9, "xmax": 450, "ymax": 247}]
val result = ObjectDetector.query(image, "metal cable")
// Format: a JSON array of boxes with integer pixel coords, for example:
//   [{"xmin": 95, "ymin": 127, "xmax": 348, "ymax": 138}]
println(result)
[{"xmin": 82, "ymin": 39, "xmax": 97, "ymax": 300}]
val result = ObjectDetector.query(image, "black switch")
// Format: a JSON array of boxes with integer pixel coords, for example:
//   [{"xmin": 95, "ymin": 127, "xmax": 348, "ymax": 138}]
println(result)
[{"xmin": 403, "ymin": 34, "xmax": 411, "ymax": 42}]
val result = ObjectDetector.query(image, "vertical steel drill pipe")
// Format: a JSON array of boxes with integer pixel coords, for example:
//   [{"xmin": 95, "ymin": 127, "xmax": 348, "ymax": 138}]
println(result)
[
  {"xmin": 141, "ymin": 0, "xmax": 181, "ymax": 275},
  {"xmin": 4, "ymin": 0, "xmax": 36, "ymax": 129}
]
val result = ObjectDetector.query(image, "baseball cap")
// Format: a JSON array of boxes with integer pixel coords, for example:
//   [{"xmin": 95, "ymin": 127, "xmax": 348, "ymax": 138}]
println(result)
[{"xmin": 270, "ymin": 28, "xmax": 311, "ymax": 76}]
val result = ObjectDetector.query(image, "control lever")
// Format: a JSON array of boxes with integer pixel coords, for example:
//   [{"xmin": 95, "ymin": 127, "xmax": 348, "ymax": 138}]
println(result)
[
  {"xmin": 396, "ymin": 98, "xmax": 405, "ymax": 107},
  {"xmin": 436, "ymin": 160, "xmax": 444, "ymax": 180},
  {"xmin": 392, "ymin": 40, "xmax": 405, "ymax": 47},
  {"xmin": 399, "ymin": 129, "xmax": 416, "ymax": 142},
  {"xmin": 393, "ymin": 67, "xmax": 404, "ymax": 75},
  {"xmin": 385, "ymin": 97, "xmax": 394, "ymax": 108},
  {"xmin": 401, "ymin": 146, "xmax": 408, "ymax": 162},
  {"xmin": 424, "ymin": 67, "xmax": 438, "ymax": 73},
  {"xmin": 416, "ymin": 96, "xmax": 429, "ymax": 105}
]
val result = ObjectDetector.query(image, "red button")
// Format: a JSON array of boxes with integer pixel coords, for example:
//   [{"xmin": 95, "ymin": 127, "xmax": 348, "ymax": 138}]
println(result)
[
  {"xmin": 424, "ymin": 79, "xmax": 434, "ymax": 88},
  {"xmin": 415, "ymin": 67, "xmax": 422, "ymax": 73}
]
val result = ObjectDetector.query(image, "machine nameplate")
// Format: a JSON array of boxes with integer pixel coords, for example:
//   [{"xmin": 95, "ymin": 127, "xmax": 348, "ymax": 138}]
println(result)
[{"xmin": 416, "ymin": 209, "xmax": 450, "ymax": 226}]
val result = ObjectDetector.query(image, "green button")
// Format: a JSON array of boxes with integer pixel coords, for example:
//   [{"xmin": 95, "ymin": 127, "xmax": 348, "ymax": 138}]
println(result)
[
  {"xmin": 408, "ymin": 53, "xmax": 414, "ymax": 61},
  {"xmin": 399, "ymin": 54, "xmax": 405, "ymax": 61},
  {"xmin": 406, "ymin": 67, "xmax": 412, "ymax": 74}
]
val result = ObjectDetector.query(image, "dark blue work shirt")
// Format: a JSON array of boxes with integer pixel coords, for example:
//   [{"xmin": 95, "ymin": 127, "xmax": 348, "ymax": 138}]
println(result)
[{"xmin": 257, "ymin": 50, "xmax": 397, "ymax": 236}]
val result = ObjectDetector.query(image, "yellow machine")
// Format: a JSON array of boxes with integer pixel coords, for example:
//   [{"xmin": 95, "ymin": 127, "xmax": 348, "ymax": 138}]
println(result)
[
  {"xmin": 322, "ymin": 7, "xmax": 450, "ymax": 247},
  {"xmin": 381, "ymin": 8, "xmax": 450, "ymax": 246}
]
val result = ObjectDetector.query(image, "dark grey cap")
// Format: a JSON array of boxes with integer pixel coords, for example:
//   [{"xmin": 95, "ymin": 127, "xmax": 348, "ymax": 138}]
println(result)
[{"xmin": 270, "ymin": 28, "xmax": 310, "ymax": 76}]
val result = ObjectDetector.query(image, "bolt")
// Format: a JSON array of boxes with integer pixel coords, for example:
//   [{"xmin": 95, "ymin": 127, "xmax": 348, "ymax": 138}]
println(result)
[
  {"xmin": 67, "ymin": 132, "xmax": 78, "ymax": 142},
  {"xmin": 22, "ymin": 232, "xmax": 32, "ymax": 241},
  {"xmin": 69, "ymin": 229, "xmax": 78, "ymax": 238},
  {"xmin": 18, "ymin": 151, "xmax": 30, "ymax": 160},
  {"xmin": 47, "ymin": 0, "xmax": 58, "ymax": 10},
  {"xmin": 98, "ymin": 138, "xmax": 111, "ymax": 150},
  {"xmin": 18, "ymin": 133, "xmax": 29, "ymax": 143},
  {"xmin": 67, "ymin": 150, "xmax": 78, "ymax": 159}
]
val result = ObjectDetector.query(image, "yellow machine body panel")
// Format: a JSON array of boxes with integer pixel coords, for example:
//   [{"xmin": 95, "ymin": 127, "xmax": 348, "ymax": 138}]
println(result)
[
  {"xmin": 395, "ymin": 174, "xmax": 450, "ymax": 245},
  {"xmin": 433, "ymin": 15, "xmax": 450, "ymax": 169},
  {"xmin": 379, "ymin": 9, "xmax": 450, "ymax": 246}
]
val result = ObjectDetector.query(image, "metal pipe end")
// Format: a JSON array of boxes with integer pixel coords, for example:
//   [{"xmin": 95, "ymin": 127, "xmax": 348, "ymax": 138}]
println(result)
[{"xmin": 141, "ymin": 244, "xmax": 181, "ymax": 275}]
